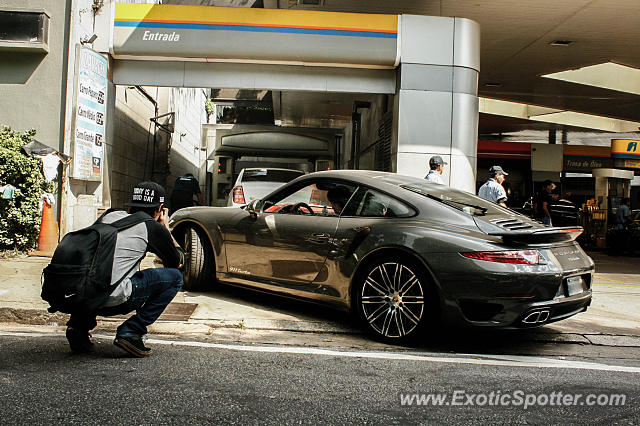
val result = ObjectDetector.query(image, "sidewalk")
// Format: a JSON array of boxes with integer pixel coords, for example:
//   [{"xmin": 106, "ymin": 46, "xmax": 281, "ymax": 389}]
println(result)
[{"xmin": 0, "ymin": 251, "xmax": 638, "ymax": 348}]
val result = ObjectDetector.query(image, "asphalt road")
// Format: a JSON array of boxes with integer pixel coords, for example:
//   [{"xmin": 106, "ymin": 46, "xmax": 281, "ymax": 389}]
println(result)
[{"xmin": 1, "ymin": 332, "xmax": 638, "ymax": 425}]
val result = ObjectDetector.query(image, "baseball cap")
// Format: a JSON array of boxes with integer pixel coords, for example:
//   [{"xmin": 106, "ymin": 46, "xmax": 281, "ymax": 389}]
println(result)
[
  {"xmin": 125, "ymin": 181, "xmax": 166, "ymax": 208},
  {"xmin": 489, "ymin": 165, "xmax": 508, "ymax": 176},
  {"xmin": 429, "ymin": 155, "xmax": 448, "ymax": 167}
]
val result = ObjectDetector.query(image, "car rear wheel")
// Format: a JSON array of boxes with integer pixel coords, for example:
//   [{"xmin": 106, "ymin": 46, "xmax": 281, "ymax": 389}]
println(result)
[
  {"xmin": 355, "ymin": 257, "xmax": 435, "ymax": 342},
  {"xmin": 182, "ymin": 226, "xmax": 215, "ymax": 291}
]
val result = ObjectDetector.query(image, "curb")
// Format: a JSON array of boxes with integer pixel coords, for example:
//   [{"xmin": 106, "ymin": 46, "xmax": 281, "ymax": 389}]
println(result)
[
  {"xmin": 0, "ymin": 307, "xmax": 360, "ymax": 335},
  {"xmin": 1, "ymin": 307, "xmax": 638, "ymax": 348}
]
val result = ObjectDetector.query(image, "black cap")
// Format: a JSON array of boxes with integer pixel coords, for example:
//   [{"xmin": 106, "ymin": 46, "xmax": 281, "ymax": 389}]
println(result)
[
  {"xmin": 126, "ymin": 181, "xmax": 166, "ymax": 208},
  {"xmin": 489, "ymin": 165, "xmax": 508, "ymax": 176},
  {"xmin": 429, "ymin": 155, "xmax": 448, "ymax": 167}
]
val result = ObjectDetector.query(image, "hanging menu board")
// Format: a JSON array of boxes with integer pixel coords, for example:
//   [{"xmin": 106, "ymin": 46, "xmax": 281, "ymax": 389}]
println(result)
[{"xmin": 71, "ymin": 46, "xmax": 107, "ymax": 181}]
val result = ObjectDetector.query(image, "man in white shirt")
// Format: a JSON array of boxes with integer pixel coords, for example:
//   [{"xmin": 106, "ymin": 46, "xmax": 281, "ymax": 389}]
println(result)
[
  {"xmin": 478, "ymin": 166, "xmax": 508, "ymax": 207},
  {"xmin": 425, "ymin": 155, "xmax": 447, "ymax": 184}
]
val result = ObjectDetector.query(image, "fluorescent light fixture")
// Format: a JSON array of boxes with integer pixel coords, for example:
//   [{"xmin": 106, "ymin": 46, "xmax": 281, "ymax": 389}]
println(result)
[
  {"xmin": 479, "ymin": 97, "xmax": 640, "ymax": 132},
  {"xmin": 543, "ymin": 62, "xmax": 640, "ymax": 96},
  {"xmin": 549, "ymin": 40, "xmax": 573, "ymax": 46},
  {"xmin": 565, "ymin": 173, "xmax": 592, "ymax": 178}
]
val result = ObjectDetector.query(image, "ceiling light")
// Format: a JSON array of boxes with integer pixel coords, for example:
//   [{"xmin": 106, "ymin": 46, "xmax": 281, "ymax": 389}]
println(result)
[
  {"xmin": 549, "ymin": 40, "xmax": 573, "ymax": 47},
  {"xmin": 484, "ymin": 82, "xmax": 503, "ymax": 88},
  {"xmin": 543, "ymin": 62, "xmax": 640, "ymax": 96}
]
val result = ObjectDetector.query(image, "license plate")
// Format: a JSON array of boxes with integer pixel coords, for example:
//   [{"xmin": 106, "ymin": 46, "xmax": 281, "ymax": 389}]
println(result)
[{"xmin": 566, "ymin": 276, "xmax": 584, "ymax": 296}]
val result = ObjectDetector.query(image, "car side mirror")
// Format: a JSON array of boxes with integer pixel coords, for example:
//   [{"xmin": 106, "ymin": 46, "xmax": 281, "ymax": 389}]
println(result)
[{"xmin": 246, "ymin": 200, "xmax": 259, "ymax": 220}]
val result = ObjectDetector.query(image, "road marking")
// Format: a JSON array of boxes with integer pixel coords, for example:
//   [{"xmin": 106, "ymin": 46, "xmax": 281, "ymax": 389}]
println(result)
[
  {"xmin": 1, "ymin": 330, "xmax": 639, "ymax": 374},
  {"xmin": 593, "ymin": 277, "xmax": 640, "ymax": 287}
]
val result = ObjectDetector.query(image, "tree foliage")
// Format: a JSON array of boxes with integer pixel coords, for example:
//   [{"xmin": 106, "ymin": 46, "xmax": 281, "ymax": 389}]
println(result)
[{"xmin": 0, "ymin": 126, "xmax": 54, "ymax": 251}]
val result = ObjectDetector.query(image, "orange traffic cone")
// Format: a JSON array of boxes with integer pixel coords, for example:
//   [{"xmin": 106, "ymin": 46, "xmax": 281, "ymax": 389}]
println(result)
[{"xmin": 29, "ymin": 200, "xmax": 59, "ymax": 257}]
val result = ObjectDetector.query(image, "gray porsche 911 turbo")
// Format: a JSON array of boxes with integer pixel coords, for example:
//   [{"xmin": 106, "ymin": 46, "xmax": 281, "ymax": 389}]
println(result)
[{"xmin": 170, "ymin": 170, "xmax": 593, "ymax": 342}]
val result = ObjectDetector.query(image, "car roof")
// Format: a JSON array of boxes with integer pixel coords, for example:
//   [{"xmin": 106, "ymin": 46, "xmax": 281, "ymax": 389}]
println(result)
[
  {"xmin": 241, "ymin": 168, "xmax": 304, "ymax": 173},
  {"xmin": 296, "ymin": 169, "xmax": 427, "ymax": 187}
]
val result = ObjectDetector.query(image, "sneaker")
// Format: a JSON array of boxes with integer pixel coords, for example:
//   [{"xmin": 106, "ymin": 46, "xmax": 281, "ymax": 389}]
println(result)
[
  {"xmin": 113, "ymin": 335, "xmax": 152, "ymax": 358},
  {"xmin": 66, "ymin": 327, "xmax": 95, "ymax": 353}
]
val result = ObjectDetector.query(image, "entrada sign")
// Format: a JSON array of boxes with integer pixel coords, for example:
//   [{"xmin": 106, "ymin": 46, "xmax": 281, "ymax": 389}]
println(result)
[{"xmin": 111, "ymin": 3, "xmax": 399, "ymax": 67}]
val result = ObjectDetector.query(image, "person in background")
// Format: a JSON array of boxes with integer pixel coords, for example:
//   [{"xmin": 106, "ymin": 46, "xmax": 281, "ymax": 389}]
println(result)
[
  {"xmin": 533, "ymin": 180, "xmax": 556, "ymax": 226},
  {"xmin": 425, "ymin": 155, "xmax": 447, "ymax": 184},
  {"xmin": 170, "ymin": 173, "xmax": 203, "ymax": 214},
  {"xmin": 477, "ymin": 166, "xmax": 508, "ymax": 207},
  {"xmin": 615, "ymin": 197, "xmax": 632, "ymax": 230},
  {"xmin": 532, "ymin": 180, "xmax": 573, "ymax": 227}
]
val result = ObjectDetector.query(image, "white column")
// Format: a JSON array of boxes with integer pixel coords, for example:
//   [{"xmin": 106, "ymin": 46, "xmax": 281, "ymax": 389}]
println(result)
[{"xmin": 393, "ymin": 16, "xmax": 480, "ymax": 193}]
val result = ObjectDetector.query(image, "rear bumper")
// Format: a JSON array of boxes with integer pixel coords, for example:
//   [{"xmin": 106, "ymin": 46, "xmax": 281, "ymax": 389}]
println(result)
[
  {"xmin": 445, "ymin": 290, "xmax": 592, "ymax": 329},
  {"xmin": 512, "ymin": 290, "xmax": 592, "ymax": 328}
]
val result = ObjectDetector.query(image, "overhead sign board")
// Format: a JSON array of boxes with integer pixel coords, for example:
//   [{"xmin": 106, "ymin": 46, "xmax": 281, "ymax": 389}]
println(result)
[
  {"xmin": 71, "ymin": 46, "xmax": 107, "ymax": 181},
  {"xmin": 563, "ymin": 145, "xmax": 612, "ymax": 172},
  {"xmin": 611, "ymin": 139, "xmax": 640, "ymax": 159},
  {"xmin": 623, "ymin": 159, "xmax": 640, "ymax": 169},
  {"xmin": 563, "ymin": 156, "xmax": 613, "ymax": 172},
  {"xmin": 111, "ymin": 3, "xmax": 399, "ymax": 67}
]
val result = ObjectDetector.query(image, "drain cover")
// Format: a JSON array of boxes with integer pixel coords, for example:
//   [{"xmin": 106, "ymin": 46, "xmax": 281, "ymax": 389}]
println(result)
[{"xmin": 112, "ymin": 302, "xmax": 198, "ymax": 322}]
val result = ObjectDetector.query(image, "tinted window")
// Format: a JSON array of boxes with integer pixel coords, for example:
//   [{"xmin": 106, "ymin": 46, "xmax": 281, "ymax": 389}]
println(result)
[
  {"xmin": 402, "ymin": 182, "xmax": 506, "ymax": 216},
  {"xmin": 352, "ymin": 189, "xmax": 414, "ymax": 218},
  {"xmin": 263, "ymin": 181, "xmax": 356, "ymax": 216},
  {"xmin": 241, "ymin": 169, "xmax": 303, "ymax": 183}
]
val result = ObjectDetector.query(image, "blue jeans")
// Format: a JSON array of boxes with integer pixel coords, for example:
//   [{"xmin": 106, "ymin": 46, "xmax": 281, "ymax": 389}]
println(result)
[
  {"xmin": 67, "ymin": 268, "xmax": 183, "ymax": 338},
  {"xmin": 541, "ymin": 216, "xmax": 552, "ymax": 226}
]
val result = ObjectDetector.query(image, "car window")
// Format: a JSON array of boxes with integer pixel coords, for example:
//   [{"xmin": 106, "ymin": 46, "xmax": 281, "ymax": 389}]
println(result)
[
  {"xmin": 241, "ymin": 169, "xmax": 303, "ymax": 183},
  {"xmin": 402, "ymin": 182, "xmax": 505, "ymax": 216},
  {"xmin": 351, "ymin": 188, "xmax": 414, "ymax": 218},
  {"xmin": 263, "ymin": 181, "xmax": 356, "ymax": 216}
]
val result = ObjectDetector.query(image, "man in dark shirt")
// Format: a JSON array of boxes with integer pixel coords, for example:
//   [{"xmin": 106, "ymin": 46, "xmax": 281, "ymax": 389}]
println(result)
[
  {"xmin": 534, "ymin": 180, "xmax": 556, "ymax": 226},
  {"xmin": 66, "ymin": 181, "xmax": 185, "ymax": 357},
  {"xmin": 170, "ymin": 173, "xmax": 203, "ymax": 214}
]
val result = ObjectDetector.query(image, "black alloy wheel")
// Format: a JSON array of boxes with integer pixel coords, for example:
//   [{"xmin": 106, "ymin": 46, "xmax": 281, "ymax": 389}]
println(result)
[{"xmin": 355, "ymin": 257, "xmax": 434, "ymax": 342}]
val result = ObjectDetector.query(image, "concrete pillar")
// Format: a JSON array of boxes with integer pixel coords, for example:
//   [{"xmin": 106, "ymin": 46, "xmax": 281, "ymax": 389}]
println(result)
[{"xmin": 393, "ymin": 16, "xmax": 480, "ymax": 192}]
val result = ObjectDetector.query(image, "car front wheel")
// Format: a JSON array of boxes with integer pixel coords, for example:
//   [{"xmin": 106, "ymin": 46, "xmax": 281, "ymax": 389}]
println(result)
[
  {"xmin": 182, "ymin": 226, "xmax": 215, "ymax": 291},
  {"xmin": 355, "ymin": 257, "xmax": 435, "ymax": 342}
]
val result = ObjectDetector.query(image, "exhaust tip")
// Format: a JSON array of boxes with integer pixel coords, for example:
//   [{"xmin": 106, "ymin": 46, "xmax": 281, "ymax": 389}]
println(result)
[{"xmin": 522, "ymin": 309, "xmax": 550, "ymax": 325}]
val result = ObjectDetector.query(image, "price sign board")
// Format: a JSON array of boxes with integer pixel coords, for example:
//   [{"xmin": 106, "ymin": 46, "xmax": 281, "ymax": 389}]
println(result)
[{"xmin": 71, "ymin": 46, "xmax": 107, "ymax": 180}]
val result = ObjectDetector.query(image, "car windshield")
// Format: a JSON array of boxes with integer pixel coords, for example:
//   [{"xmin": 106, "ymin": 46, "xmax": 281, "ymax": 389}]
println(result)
[
  {"xmin": 401, "ymin": 182, "xmax": 507, "ymax": 216},
  {"xmin": 241, "ymin": 169, "xmax": 303, "ymax": 183}
]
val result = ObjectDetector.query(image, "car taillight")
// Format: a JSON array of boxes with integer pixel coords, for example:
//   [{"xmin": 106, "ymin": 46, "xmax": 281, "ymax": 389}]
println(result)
[
  {"xmin": 461, "ymin": 250, "xmax": 540, "ymax": 264},
  {"xmin": 232, "ymin": 186, "xmax": 245, "ymax": 204}
]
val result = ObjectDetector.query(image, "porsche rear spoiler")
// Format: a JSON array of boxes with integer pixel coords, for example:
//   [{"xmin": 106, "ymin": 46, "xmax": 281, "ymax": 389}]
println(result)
[{"xmin": 487, "ymin": 226, "xmax": 584, "ymax": 244}]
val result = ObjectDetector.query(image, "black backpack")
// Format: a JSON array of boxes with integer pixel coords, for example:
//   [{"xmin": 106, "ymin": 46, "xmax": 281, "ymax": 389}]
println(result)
[{"xmin": 41, "ymin": 209, "xmax": 152, "ymax": 315}]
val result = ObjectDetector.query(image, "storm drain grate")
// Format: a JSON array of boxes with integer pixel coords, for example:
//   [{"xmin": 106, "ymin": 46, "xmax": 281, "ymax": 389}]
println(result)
[{"xmin": 112, "ymin": 302, "xmax": 198, "ymax": 322}]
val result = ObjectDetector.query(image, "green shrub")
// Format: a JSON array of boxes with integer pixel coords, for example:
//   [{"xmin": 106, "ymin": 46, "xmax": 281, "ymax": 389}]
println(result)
[{"xmin": 0, "ymin": 126, "xmax": 54, "ymax": 251}]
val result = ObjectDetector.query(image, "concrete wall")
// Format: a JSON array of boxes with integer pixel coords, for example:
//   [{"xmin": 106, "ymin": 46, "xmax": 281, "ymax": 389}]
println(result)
[
  {"xmin": 166, "ymin": 88, "xmax": 209, "ymax": 199},
  {"xmin": 0, "ymin": 0, "xmax": 71, "ymax": 150},
  {"xmin": 106, "ymin": 86, "xmax": 163, "ymax": 209},
  {"xmin": 105, "ymin": 86, "xmax": 206, "ymax": 210}
]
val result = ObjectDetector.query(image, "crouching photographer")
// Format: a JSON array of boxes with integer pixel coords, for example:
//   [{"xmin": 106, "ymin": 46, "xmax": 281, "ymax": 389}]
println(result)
[{"xmin": 42, "ymin": 182, "xmax": 185, "ymax": 358}]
